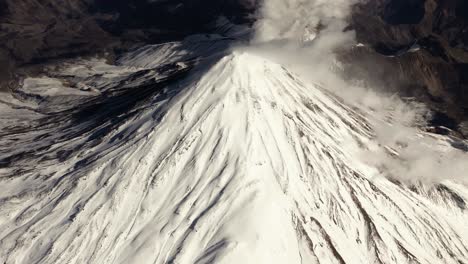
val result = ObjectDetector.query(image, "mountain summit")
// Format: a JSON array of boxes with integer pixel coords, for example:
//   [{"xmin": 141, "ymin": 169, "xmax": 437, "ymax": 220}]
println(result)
[{"xmin": 1, "ymin": 41, "xmax": 467, "ymax": 262}]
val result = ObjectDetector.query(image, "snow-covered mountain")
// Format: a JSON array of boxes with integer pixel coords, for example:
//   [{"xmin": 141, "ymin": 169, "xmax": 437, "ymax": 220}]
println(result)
[{"xmin": 1, "ymin": 35, "xmax": 467, "ymax": 263}]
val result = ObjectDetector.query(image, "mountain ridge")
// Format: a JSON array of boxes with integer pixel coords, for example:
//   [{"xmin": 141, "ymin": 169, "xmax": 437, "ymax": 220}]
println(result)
[{"xmin": 1, "ymin": 43, "xmax": 467, "ymax": 263}]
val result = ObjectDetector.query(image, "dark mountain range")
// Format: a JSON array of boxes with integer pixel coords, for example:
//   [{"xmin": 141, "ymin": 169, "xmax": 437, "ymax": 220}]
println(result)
[{"xmin": 0, "ymin": 0, "xmax": 256, "ymax": 89}]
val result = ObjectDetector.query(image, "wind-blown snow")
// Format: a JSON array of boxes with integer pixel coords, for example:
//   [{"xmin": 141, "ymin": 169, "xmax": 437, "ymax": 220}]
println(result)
[{"xmin": 1, "ymin": 36, "xmax": 468, "ymax": 263}]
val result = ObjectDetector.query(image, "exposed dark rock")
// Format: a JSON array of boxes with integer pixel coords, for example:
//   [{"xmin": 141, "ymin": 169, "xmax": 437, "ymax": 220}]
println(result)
[
  {"xmin": 0, "ymin": 0, "xmax": 257, "ymax": 90},
  {"xmin": 93, "ymin": 0, "xmax": 256, "ymax": 34},
  {"xmin": 383, "ymin": 0, "xmax": 426, "ymax": 25}
]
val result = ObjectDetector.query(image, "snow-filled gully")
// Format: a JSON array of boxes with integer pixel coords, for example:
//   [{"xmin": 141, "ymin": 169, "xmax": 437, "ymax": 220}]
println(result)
[{"xmin": 0, "ymin": 39, "xmax": 467, "ymax": 264}]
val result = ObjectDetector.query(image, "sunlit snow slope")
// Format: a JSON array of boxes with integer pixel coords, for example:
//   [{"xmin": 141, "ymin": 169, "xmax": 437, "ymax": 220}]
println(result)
[{"xmin": 1, "ymin": 37, "xmax": 468, "ymax": 263}]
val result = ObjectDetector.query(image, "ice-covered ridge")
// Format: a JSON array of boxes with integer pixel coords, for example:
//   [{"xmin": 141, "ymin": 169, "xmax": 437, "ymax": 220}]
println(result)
[{"xmin": 0, "ymin": 47, "xmax": 467, "ymax": 263}]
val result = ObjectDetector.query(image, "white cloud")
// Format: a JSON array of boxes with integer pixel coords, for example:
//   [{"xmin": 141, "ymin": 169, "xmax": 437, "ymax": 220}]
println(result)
[{"xmin": 246, "ymin": 0, "xmax": 468, "ymax": 185}]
